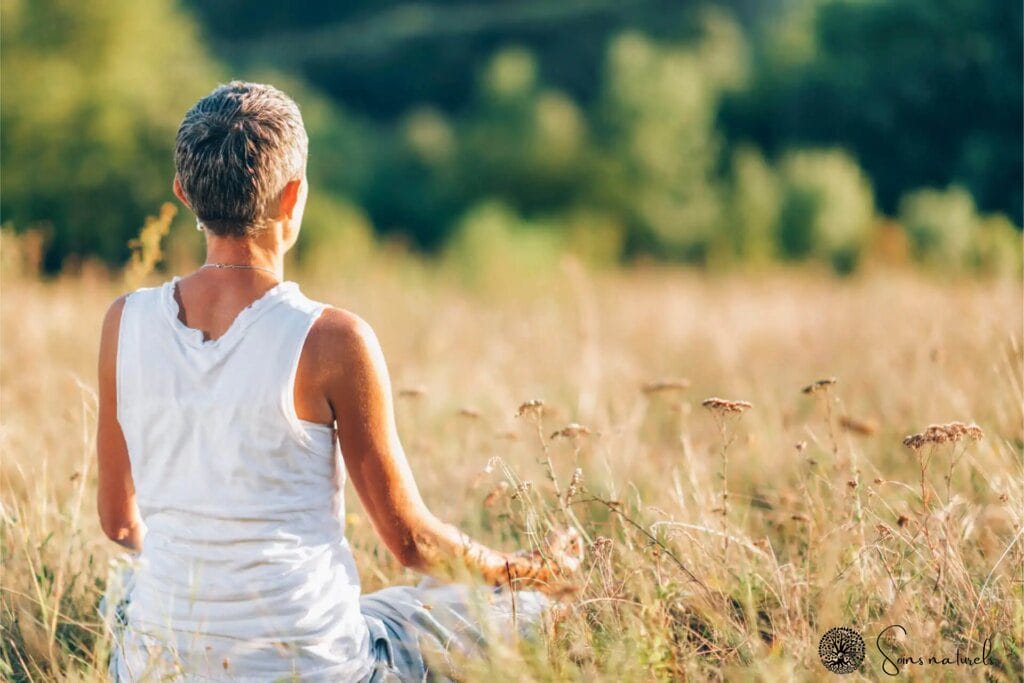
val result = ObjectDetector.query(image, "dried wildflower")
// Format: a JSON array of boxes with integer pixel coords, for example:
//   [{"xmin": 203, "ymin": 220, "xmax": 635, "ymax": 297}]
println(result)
[
  {"xmin": 458, "ymin": 407, "xmax": 481, "ymax": 419},
  {"xmin": 509, "ymin": 481, "xmax": 533, "ymax": 500},
  {"xmin": 896, "ymin": 515, "xmax": 910, "ymax": 528},
  {"xmin": 641, "ymin": 378, "xmax": 690, "ymax": 395},
  {"xmin": 795, "ymin": 441, "xmax": 807, "ymax": 453},
  {"xmin": 564, "ymin": 468, "xmax": 583, "ymax": 503},
  {"xmin": 839, "ymin": 415, "xmax": 877, "ymax": 436},
  {"xmin": 515, "ymin": 399, "xmax": 545, "ymax": 418},
  {"xmin": 398, "ymin": 386, "xmax": 427, "ymax": 399},
  {"xmin": 902, "ymin": 422, "xmax": 984, "ymax": 450},
  {"xmin": 483, "ymin": 481, "xmax": 510, "ymax": 508},
  {"xmin": 701, "ymin": 397, "xmax": 752, "ymax": 414},
  {"xmin": 875, "ymin": 524, "xmax": 892, "ymax": 539},
  {"xmin": 846, "ymin": 480, "xmax": 857, "ymax": 489},
  {"xmin": 550, "ymin": 423, "xmax": 591, "ymax": 440},
  {"xmin": 801, "ymin": 378, "xmax": 837, "ymax": 395},
  {"xmin": 873, "ymin": 477, "xmax": 885, "ymax": 485},
  {"xmin": 999, "ymin": 493, "xmax": 1009, "ymax": 503},
  {"xmin": 589, "ymin": 536, "xmax": 613, "ymax": 556},
  {"xmin": 959, "ymin": 423, "xmax": 984, "ymax": 440}
]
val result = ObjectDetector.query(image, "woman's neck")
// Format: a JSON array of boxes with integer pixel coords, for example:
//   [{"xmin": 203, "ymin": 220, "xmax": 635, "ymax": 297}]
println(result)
[{"xmin": 203, "ymin": 230, "xmax": 286, "ymax": 279}]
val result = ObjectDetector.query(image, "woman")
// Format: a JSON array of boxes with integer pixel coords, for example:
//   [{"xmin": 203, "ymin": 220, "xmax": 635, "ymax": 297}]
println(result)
[{"xmin": 96, "ymin": 81, "xmax": 582, "ymax": 681}]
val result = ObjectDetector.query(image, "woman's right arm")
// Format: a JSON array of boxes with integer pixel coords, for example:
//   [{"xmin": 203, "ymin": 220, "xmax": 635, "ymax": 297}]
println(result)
[
  {"xmin": 314, "ymin": 308, "xmax": 580, "ymax": 593},
  {"xmin": 96, "ymin": 296, "xmax": 147, "ymax": 552}
]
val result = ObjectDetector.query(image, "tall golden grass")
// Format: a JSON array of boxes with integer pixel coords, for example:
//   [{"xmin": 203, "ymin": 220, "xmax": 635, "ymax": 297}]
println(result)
[{"xmin": 1, "ymin": 224, "xmax": 1022, "ymax": 681}]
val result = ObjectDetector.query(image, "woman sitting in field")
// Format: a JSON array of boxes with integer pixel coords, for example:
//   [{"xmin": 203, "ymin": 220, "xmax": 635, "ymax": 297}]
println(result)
[{"xmin": 96, "ymin": 81, "xmax": 582, "ymax": 682}]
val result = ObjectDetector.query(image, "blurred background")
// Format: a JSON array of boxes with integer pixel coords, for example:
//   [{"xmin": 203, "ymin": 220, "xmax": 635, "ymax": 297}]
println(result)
[
  {"xmin": 1, "ymin": 0, "xmax": 1021, "ymax": 277},
  {"xmin": 2, "ymin": 8, "xmax": 1022, "ymax": 679}
]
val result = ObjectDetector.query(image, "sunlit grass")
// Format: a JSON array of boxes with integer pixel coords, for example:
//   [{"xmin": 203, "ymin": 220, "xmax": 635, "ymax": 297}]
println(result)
[{"xmin": 1, "ymin": 229, "xmax": 1022, "ymax": 680}]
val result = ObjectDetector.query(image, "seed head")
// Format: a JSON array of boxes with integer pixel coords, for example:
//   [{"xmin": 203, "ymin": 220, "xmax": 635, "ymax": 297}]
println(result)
[
  {"xmin": 398, "ymin": 386, "xmax": 427, "ymax": 399},
  {"xmin": 641, "ymin": 378, "xmax": 691, "ymax": 395},
  {"xmin": 564, "ymin": 467, "xmax": 583, "ymax": 502},
  {"xmin": 701, "ymin": 397, "xmax": 752, "ymax": 414},
  {"xmin": 515, "ymin": 399, "xmax": 545, "ymax": 418},
  {"xmin": 510, "ymin": 481, "xmax": 533, "ymax": 500},
  {"xmin": 551, "ymin": 423, "xmax": 592, "ymax": 440},
  {"xmin": 801, "ymin": 378, "xmax": 837, "ymax": 395},
  {"xmin": 839, "ymin": 415, "xmax": 877, "ymax": 436},
  {"xmin": 902, "ymin": 422, "xmax": 984, "ymax": 450}
]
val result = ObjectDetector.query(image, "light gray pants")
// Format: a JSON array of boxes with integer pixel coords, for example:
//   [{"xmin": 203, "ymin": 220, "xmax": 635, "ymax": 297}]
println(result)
[
  {"xmin": 100, "ymin": 567, "xmax": 549, "ymax": 682},
  {"xmin": 360, "ymin": 581, "xmax": 550, "ymax": 682}
]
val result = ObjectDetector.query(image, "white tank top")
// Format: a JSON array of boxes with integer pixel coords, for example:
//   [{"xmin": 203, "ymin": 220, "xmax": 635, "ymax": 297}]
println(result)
[{"xmin": 115, "ymin": 276, "xmax": 371, "ymax": 681}]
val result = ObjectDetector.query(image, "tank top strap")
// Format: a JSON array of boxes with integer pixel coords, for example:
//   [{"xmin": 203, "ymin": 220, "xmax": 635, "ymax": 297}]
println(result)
[
  {"xmin": 249, "ymin": 286, "xmax": 330, "ymax": 451},
  {"xmin": 116, "ymin": 284, "xmax": 167, "ymax": 431}
]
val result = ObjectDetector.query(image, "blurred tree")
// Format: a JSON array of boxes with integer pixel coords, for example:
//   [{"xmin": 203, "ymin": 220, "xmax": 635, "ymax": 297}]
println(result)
[
  {"xmin": 728, "ymin": 146, "xmax": 779, "ymax": 263},
  {"xmin": 776, "ymin": 149, "xmax": 875, "ymax": 272},
  {"xmin": 899, "ymin": 186, "xmax": 978, "ymax": 266},
  {"xmin": 187, "ymin": 0, "xmax": 731, "ymax": 120},
  {"xmin": 593, "ymin": 10, "xmax": 747, "ymax": 261},
  {"xmin": 721, "ymin": 0, "xmax": 1023, "ymax": 225},
  {"xmin": 894, "ymin": 184, "xmax": 1023, "ymax": 274},
  {"xmin": 3, "ymin": 0, "xmax": 1016, "ymax": 271},
  {"xmin": 443, "ymin": 199, "xmax": 564, "ymax": 285},
  {"xmin": 0, "ymin": 0, "xmax": 219, "ymax": 269}
]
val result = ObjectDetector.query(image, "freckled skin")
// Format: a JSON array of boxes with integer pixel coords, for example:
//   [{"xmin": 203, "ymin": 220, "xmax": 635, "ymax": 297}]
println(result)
[{"xmin": 97, "ymin": 175, "xmax": 582, "ymax": 594}]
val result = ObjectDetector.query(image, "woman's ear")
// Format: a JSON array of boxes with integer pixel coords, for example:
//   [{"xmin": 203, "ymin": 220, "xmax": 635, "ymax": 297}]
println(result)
[
  {"xmin": 277, "ymin": 178, "xmax": 303, "ymax": 220},
  {"xmin": 172, "ymin": 175, "xmax": 191, "ymax": 209}
]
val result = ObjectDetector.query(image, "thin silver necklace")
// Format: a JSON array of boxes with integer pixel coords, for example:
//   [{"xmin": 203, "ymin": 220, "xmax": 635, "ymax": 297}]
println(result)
[{"xmin": 201, "ymin": 262, "xmax": 280, "ymax": 279}]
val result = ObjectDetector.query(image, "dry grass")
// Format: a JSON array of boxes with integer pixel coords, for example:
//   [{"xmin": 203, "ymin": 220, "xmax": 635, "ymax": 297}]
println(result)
[{"xmin": 1, "ymin": 233, "xmax": 1022, "ymax": 680}]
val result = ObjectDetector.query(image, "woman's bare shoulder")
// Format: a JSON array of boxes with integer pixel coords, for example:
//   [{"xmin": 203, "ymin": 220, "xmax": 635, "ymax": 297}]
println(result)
[
  {"xmin": 306, "ymin": 306, "xmax": 386, "ymax": 377},
  {"xmin": 99, "ymin": 295, "xmax": 129, "ymax": 348},
  {"xmin": 312, "ymin": 306, "xmax": 377, "ymax": 344}
]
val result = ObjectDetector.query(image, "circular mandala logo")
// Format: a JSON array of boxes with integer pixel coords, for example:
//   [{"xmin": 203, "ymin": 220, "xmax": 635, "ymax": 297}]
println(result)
[{"xmin": 818, "ymin": 626, "xmax": 865, "ymax": 674}]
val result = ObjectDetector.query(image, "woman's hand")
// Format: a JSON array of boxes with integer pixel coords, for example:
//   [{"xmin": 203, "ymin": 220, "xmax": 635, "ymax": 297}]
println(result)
[{"xmin": 503, "ymin": 527, "xmax": 585, "ymax": 595}]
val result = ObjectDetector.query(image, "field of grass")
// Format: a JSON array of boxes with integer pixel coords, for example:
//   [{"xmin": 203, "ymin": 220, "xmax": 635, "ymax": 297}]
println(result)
[{"xmin": 1, "ymin": 240, "xmax": 1022, "ymax": 680}]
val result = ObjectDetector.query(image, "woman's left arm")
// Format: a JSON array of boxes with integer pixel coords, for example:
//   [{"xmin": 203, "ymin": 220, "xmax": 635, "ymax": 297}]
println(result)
[{"xmin": 96, "ymin": 296, "xmax": 146, "ymax": 552}]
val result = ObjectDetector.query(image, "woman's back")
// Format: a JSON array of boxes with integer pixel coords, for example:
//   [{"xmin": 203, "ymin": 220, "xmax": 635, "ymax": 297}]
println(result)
[
  {"xmin": 113, "ymin": 276, "xmax": 370, "ymax": 680},
  {"xmin": 98, "ymin": 81, "xmax": 578, "ymax": 683}
]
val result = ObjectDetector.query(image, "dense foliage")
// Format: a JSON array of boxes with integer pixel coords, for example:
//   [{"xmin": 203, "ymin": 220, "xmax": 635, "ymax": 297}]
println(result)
[{"xmin": 1, "ymin": 0, "xmax": 1020, "ymax": 272}]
